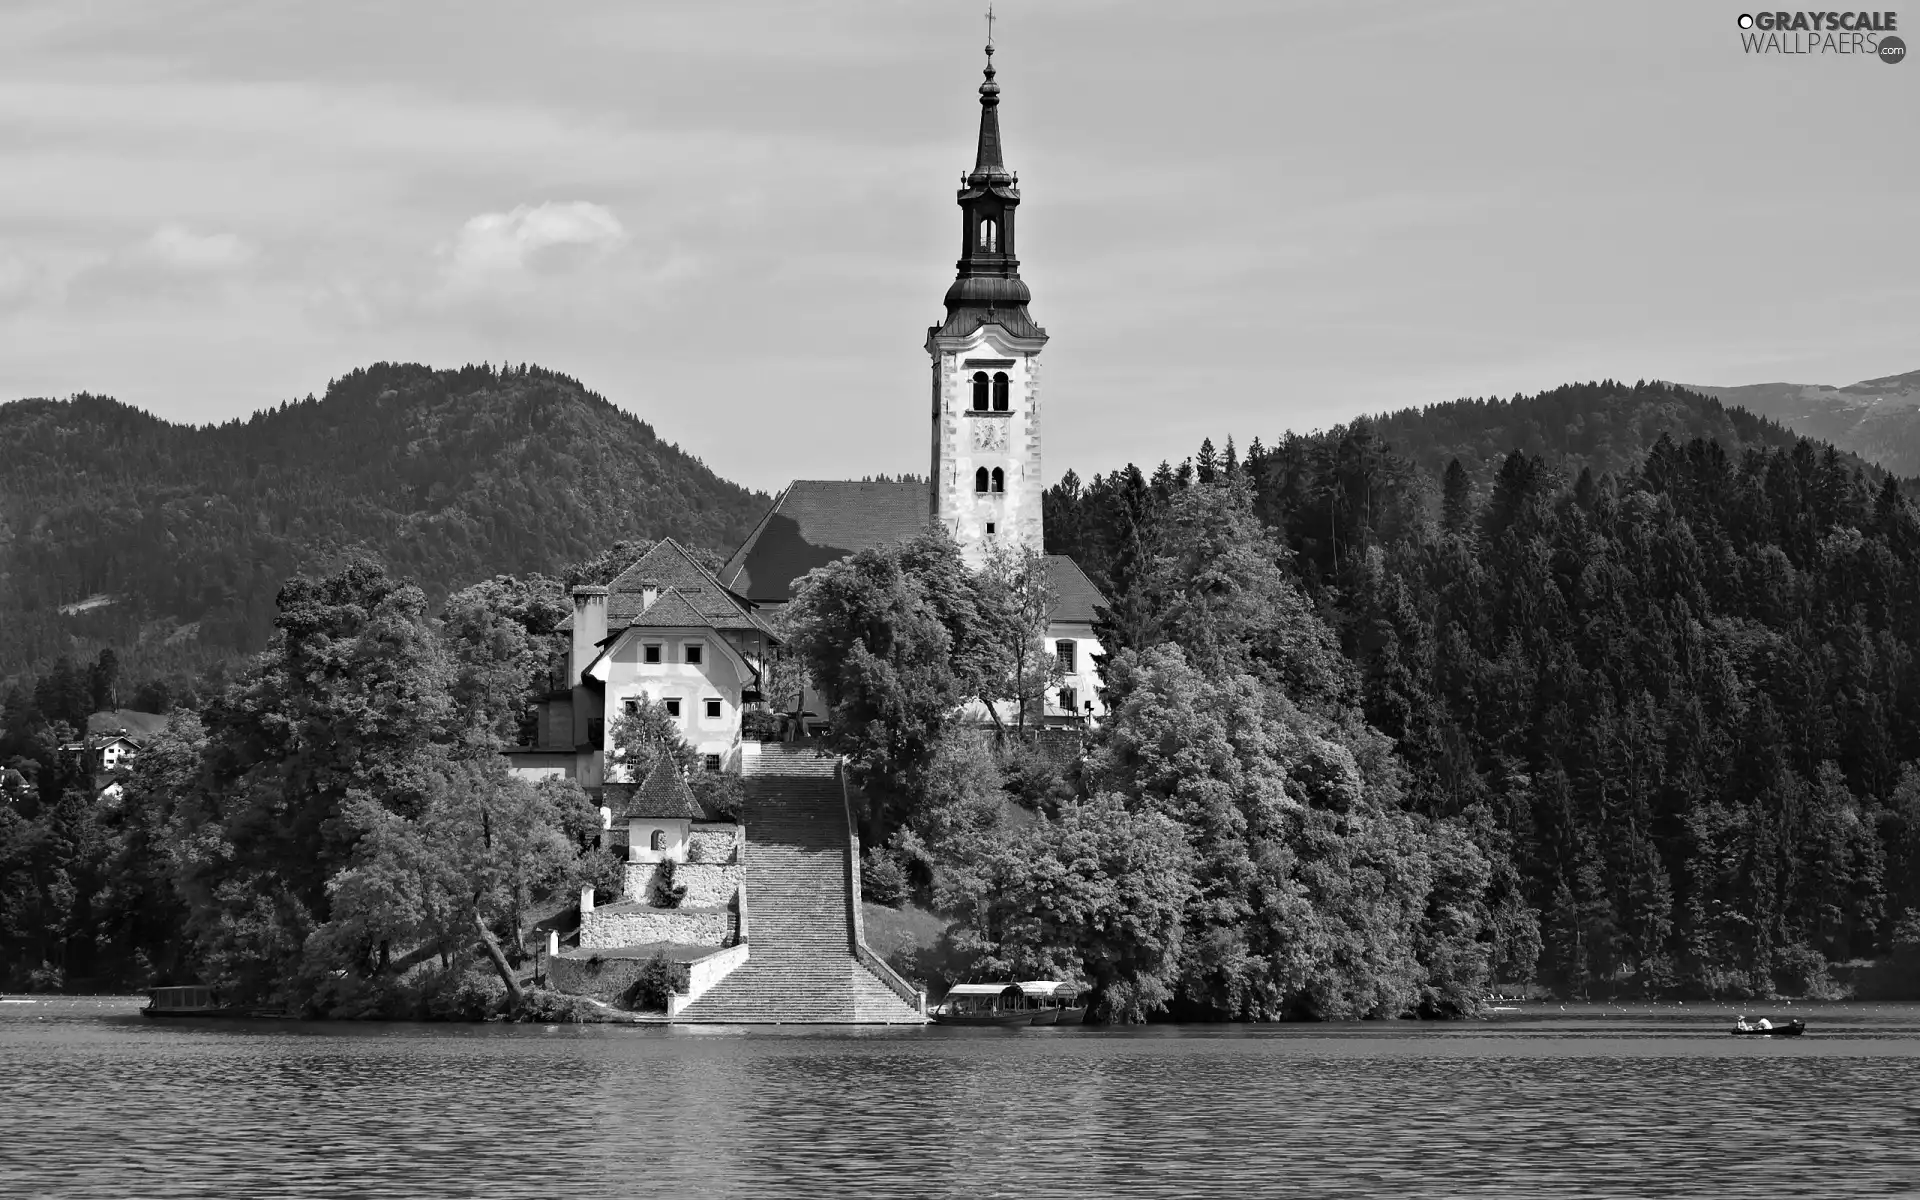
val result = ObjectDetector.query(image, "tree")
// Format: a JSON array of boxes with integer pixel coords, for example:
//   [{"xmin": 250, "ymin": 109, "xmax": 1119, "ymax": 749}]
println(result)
[
  {"xmin": 974, "ymin": 542, "xmax": 1063, "ymax": 736},
  {"xmin": 607, "ymin": 697, "xmax": 698, "ymax": 784},
  {"xmin": 1130, "ymin": 475, "xmax": 1353, "ymax": 712},
  {"xmin": 316, "ymin": 762, "xmax": 603, "ymax": 1008},
  {"xmin": 944, "ymin": 790, "xmax": 1193, "ymax": 1023},
  {"xmin": 87, "ymin": 648, "xmax": 120, "ymax": 713},
  {"xmin": 784, "ymin": 529, "xmax": 990, "ymax": 836},
  {"xmin": 440, "ymin": 575, "xmax": 569, "ymax": 753}
]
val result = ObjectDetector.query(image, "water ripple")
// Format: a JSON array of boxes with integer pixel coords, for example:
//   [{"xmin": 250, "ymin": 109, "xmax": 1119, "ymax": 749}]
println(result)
[{"xmin": 3, "ymin": 999, "xmax": 1918, "ymax": 1198}]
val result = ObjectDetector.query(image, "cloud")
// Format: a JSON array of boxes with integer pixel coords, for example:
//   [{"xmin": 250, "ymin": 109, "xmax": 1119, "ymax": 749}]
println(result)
[
  {"xmin": 442, "ymin": 201, "xmax": 627, "ymax": 287},
  {"xmin": 0, "ymin": 251, "xmax": 45, "ymax": 311},
  {"xmin": 139, "ymin": 223, "xmax": 253, "ymax": 272}
]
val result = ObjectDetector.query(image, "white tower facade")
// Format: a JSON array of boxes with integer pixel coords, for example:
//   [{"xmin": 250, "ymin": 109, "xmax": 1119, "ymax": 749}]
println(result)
[{"xmin": 926, "ymin": 42, "xmax": 1048, "ymax": 567}]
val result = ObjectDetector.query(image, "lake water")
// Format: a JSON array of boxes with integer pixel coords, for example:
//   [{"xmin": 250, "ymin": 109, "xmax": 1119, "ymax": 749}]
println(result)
[{"xmin": 3, "ymin": 998, "xmax": 1919, "ymax": 1198}]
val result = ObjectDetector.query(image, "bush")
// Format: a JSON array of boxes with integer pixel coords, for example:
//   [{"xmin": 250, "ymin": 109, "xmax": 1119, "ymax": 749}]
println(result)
[
  {"xmin": 862, "ymin": 847, "xmax": 909, "ymax": 907},
  {"xmin": 418, "ymin": 966, "xmax": 508, "ymax": 1021},
  {"xmin": 741, "ymin": 708, "xmax": 782, "ymax": 741},
  {"xmin": 621, "ymin": 952, "xmax": 677, "ymax": 1012},
  {"xmin": 651, "ymin": 860, "xmax": 687, "ymax": 908},
  {"xmin": 1772, "ymin": 943, "xmax": 1840, "ymax": 998},
  {"xmin": 514, "ymin": 987, "xmax": 601, "ymax": 1023}
]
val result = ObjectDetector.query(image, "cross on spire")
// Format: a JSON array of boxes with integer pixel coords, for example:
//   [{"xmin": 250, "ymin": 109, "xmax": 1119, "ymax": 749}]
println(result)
[{"xmin": 986, "ymin": 4, "xmax": 995, "ymax": 52}]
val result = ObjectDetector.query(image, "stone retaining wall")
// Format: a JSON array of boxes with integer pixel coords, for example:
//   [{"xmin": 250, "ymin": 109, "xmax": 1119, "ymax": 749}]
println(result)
[
  {"xmin": 579, "ymin": 904, "xmax": 734, "ymax": 949},
  {"xmin": 622, "ymin": 861, "xmax": 741, "ymax": 909},
  {"xmin": 687, "ymin": 825, "xmax": 740, "ymax": 864}
]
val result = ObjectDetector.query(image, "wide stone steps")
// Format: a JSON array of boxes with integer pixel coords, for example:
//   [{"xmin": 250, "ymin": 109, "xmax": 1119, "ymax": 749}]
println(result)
[{"xmin": 673, "ymin": 749, "xmax": 923, "ymax": 1024}]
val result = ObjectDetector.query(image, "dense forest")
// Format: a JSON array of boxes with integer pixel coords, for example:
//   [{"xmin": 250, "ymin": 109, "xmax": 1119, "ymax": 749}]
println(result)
[
  {"xmin": 5, "ymin": 375, "xmax": 1919, "ymax": 1011},
  {"xmin": 1045, "ymin": 380, "xmax": 1920, "ymax": 999},
  {"xmin": 0, "ymin": 362, "xmax": 768, "ymax": 679}
]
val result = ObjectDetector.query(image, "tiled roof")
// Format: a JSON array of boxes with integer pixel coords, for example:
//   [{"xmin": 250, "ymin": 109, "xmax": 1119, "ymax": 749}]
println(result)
[
  {"xmin": 559, "ymin": 537, "xmax": 773, "ymax": 638},
  {"xmin": 1045, "ymin": 555, "xmax": 1108, "ymax": 624},
  {"xmin": 623, "ymin": 588, "xmax": 709, "ymax": 629},
  {"xmin": 619, "ymin": 754, "xmax": 710, "ymax": 820},
  {"xmin": 718, "ymin": 480, "xmax": 931, "ymax": 603}
]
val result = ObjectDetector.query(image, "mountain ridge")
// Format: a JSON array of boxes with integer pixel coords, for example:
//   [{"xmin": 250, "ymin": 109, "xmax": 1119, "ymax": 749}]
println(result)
[
  {"xmin": 0, "ymin": 362, "xmax": 770, "ymax": 677},
  {"xmin": 1682, "ymin": 367, "xmax": 1920, "ymax": 474}
]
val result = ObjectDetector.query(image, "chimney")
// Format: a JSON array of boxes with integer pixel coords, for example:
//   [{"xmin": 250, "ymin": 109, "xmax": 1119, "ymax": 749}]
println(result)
[
  {"xmin": 640, "ymin": 582, "xmax": 659, "ymax": 612},
  {"xmin": 570, "ymin": 586, "xmax": 609, "ymax": 680}
]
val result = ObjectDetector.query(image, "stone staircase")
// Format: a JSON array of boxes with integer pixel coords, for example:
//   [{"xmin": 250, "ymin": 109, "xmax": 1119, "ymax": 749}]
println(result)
[{"xmin": 673, "ymin": 744, "xmax": 926, "ymax": 1024}]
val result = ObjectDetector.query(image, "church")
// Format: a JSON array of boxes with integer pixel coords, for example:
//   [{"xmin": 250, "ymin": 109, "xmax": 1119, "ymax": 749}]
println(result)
[{"xmin": 507, "ymin": 40, "xmax": 1106, "ymax": 795}]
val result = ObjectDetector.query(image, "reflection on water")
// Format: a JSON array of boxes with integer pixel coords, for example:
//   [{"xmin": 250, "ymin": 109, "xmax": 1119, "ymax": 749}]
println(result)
[{"xmin": 4, "ymin": 999, "xmax": 1919, "ymax": 1198}]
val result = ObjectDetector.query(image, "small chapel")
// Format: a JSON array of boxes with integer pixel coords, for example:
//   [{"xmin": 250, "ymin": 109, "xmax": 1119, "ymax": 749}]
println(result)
[{"xmin": 524, "ymin": 39, "xmax": 1099, "ymax": 1021}]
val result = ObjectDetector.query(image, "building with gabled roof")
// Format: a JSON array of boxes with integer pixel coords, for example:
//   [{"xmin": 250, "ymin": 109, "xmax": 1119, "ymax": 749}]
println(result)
[
  {"xmin": 506, "ymin": 37, "xmax": 1107, "ymax": 798},
  {"xmin": 507, "ymin": 536, "xmax": 780, "ymax": 789}
]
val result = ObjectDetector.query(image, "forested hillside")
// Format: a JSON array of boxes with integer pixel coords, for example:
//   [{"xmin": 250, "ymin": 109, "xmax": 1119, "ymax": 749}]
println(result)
[
  {"xmin": 0, "ymin": 363, "xmax": 768, "ymax": 677},
  {"xmin": 1046, "ymin": 379, "xmax": 1920, "ymax": 998}
]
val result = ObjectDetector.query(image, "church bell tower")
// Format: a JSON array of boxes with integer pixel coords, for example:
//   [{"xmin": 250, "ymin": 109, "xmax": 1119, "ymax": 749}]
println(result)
[{"xmin": 927, "ymin": 38, "xmax": 1047, "ymax": 566}]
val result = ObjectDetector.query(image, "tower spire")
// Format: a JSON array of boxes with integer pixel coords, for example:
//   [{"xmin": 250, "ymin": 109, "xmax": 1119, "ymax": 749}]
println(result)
[
  {"xmin": 935, "ymin": 24, "xmax": 1042, "ymax": 343},
  {"xmin": 972, "ymin": 27, "xmax": 1008, "ymax": 181}
]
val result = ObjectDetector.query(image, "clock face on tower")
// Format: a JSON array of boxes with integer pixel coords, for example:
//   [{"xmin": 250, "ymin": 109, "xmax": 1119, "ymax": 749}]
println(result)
[{"xmin": 972, "ymin": 419, "xmax": 1007, "ymax": 452}]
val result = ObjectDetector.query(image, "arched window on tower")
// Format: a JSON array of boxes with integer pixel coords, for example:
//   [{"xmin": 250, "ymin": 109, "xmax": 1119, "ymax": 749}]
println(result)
[
  {"xmin": 971, "ymin": 372, "xmax": 989, "ymax": 411},
  {"xmin": 974, "ymin": 467, "xmax": 990, "ymax": 493},
  {"xmin": 979, "ymin": 217, "xmax": 998, "ymax": 252},
  {"xmin": 992, "ymin": 372, "xmax": 1010, "ymax": 411},
  {"xmin": 991, "ymin": 467, "xmax": 1005, "ymax": 493}
]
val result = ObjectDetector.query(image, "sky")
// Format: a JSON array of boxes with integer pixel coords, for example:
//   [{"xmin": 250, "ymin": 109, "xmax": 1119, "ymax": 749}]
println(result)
[{"xmin": 1, "ymin": 0, "xmax": 1915, "ymax": 492}]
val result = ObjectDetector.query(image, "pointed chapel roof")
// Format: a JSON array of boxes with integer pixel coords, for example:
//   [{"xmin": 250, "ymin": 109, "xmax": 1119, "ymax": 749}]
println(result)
[{"xmin": 623, "ymin": 752, "xmax": 709, "ymax": 820}]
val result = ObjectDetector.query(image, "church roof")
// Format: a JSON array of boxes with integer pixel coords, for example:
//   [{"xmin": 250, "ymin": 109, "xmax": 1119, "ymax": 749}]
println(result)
[
  {"xmin": 558, "ymin": 537, "xmax": 773, "ymax": 638},
  {"xmin": 1044, "ymin": 555, "xmax": 1108, "ymax": 625},
  {"xmin": 715, "ymin": 481, "xmax": 1106, "ymax": 625},
  {"xmin": 717, "ymin": 480, "xmax": 931, "ymax": 604},
  {"xmin": 618, "ymin": 754, "xmax": 710, "ymax": 820}
]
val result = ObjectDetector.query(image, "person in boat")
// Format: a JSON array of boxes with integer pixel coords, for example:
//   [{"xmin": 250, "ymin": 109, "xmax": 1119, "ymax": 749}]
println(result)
[
  {"xmin": 1757, "ymin": 1017, "xmax": 1772, "ymax": 1030},
  {"xmin": 1735, "ymin": 1016, "xmax": 1752, "ymax": 1031}
]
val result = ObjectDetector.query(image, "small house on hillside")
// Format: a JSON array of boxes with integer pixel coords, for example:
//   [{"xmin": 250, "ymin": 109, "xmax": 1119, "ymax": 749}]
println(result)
[{"xmin": 58, "ymin": 732, "xmax": 142, "ymax": 774}]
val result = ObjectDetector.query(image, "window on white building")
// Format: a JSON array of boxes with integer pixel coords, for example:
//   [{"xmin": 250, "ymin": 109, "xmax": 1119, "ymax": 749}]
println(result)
[
  {"xmin": 623, "ymin": 699, "xmax": 639, "ymax": 715},
  {"xmin": 1055, "ymin": 639, "xmax": 1076, "ymax": 672},
  {"xmin": 704, "ymin": 754, "xmax": 721, "ymax": 772},
  {"xmin": 686, "ymin": 644, "xmax": 703, "ymax": 665},
  {"xmin": 650, "ymin": 829, "xmax": 666, "ymax": 852},
  {"xmin": 992, "ymin": 372, "xmax": 1009, "ymax": 411},
  {"xmin": 1059, "ymin": 686, "xmax": 1077, "ymax": 712},
  {"xmin": 644, "ymin": 644, "xmax": 662, "ymax": 664},
  {"xmin": 705, "ymin": 699, "xmax": 721, "ymax": 719},
  {"xmin": 664, "ymin": 698, "xmax": 682, "ymax": 718}
]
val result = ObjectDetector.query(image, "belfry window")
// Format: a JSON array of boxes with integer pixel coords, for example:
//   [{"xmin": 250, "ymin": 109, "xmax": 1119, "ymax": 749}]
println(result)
[
  {"xmin": 971, "ymin": 372, "xmax": 990, "ymax": 411},
  {"xmin": 974, "ymin": 467, "xmax": 990, "ymax": 493},
  {"xmin": 990, "ymin": 467, "xmax": 1005, "ymax": 493},
  {"xmin": 979, "ymin": 217, "xmax": 998, "ymax": 251},
  {"xmin": 992, "ymin": 372, "xmax": 1009, "ymax": 411}
]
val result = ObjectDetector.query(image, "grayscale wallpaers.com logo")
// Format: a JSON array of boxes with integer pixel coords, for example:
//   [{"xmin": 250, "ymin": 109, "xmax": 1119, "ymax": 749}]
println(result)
[{"xmin": 1736, "ymin": 11, "xmax": 1905, "ymax": 59}]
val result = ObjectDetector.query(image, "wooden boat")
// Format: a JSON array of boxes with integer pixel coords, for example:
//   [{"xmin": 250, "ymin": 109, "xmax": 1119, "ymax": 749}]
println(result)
[
  {"xmin": 930, "ymin": 983, "xmax": 1032, "ymax": 1026},
  {"xmin": 1730, "ymin": 1017, "xmax": 1806, "ymax": 1037},
  {"xmin": 1019, "ymin": 980, "xmax": 1086, "ymax": 1026},
  {"xmin": 141, "ymin": 985, "xmax": 241, "ymax": 1018}
]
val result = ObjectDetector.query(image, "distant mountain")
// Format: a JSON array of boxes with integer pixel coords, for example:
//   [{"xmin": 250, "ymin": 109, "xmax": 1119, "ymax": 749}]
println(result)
[
  {"xmin": 1684, "ymin": 368, "xmax": 1920, "ymax": 475},
  {"xmin": 0, "ymin": 362, "xmax": 769, "ymax": 677},
  {"xmin": 1366, "ymin": 378, "xmax": 1844, "ymax": 490}
]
